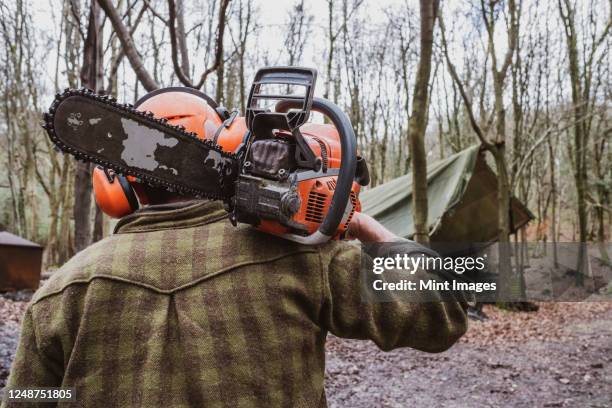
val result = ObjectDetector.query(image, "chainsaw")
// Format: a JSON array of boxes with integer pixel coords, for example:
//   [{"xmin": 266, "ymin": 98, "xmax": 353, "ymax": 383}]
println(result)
[{"xmin": 43, "ymin": 67, "xmax": 369, "ymax": 244}]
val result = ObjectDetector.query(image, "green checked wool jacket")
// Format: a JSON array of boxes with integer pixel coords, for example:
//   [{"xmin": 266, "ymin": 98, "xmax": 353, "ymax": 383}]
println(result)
[{"xmin": 4, "ymin": 201, "xmax": 468, "ymax": 407}]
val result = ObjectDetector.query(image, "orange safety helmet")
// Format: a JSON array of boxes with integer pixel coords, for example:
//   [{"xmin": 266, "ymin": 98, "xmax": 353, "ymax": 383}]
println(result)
[{"xmin": 93, "ymin": 87, "xmax": 247, "ymax": 218}]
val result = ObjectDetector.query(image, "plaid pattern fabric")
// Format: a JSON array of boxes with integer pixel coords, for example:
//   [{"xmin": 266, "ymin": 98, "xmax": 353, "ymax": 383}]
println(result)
[{"xmin": 4, "ymin": 201, "xmax": 468, "ymax": 407}]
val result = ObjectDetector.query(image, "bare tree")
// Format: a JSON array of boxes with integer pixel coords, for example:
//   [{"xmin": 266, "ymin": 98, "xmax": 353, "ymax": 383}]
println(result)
[
  {"xmin": 323, "ymin": 0, "xmax": 363, "ymax": 103},
  {"xmin": 73, "ymin": 0, "xmax": 104, "ymax": 253},
  {"xmin": 440, "ymin": 0, "xmax": 521, "ymax": 299},
  {"xmin": 0, "ymin": 0, "xmax": 38, "ymax": 239},
  {"xmin": 408, "ymin": 0, "xmax": 439, "ymax": 244},
  {"xmin": 388, "ymin": 4, "xmax": 418, "ymax": 175},
  {"xmin": 227, "ymin": 0, "xmax": 256, "ymax": 112},
  {"xmin": 557, "ymin": 0, "xmax": 611, "ymax": 279},
  {"xmin": 283, "ymin": 0, "xmax": 313, "ymax": 67}
]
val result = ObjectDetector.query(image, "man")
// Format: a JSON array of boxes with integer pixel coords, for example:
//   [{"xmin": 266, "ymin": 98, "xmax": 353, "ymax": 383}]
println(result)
[
  {"xmin": 4, "ymin": 92, "xmax": 468, "ymax": 407},
  {"xmin": 3, "ymin": 200, "xmax": 468, "ymax": 407}
]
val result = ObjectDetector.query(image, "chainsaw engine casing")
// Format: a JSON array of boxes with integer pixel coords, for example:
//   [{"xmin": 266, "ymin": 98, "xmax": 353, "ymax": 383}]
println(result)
[{"xmin": 231, "ymin": 123, "xmax": 361, "ymax": 239}]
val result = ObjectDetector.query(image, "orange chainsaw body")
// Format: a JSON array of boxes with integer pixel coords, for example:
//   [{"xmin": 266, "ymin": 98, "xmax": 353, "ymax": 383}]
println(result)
[{"xmin": 217, "ymin": 122, "xmax": 362, "ymax": 239}]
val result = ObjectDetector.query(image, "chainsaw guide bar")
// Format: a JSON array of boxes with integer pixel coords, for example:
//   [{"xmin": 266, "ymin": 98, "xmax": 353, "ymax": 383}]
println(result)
[{"xmin": 43, "ymin": 89, "xmax": 239, "ymax": 201}]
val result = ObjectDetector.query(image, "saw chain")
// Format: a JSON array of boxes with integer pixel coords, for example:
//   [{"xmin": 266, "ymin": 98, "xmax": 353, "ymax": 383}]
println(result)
[{"xmin": 42, "ymin": 88, "xmax": 240, "ymax": 201}]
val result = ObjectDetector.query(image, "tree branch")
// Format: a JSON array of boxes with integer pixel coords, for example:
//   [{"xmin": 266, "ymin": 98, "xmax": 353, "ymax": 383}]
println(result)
[
  {"xmin": 439, "ymin": 15, "xmax": 492, "ymax": 149},
  {"xmin": 97, "ymin": 0, "xmax": 159, "ymax": 91},
  {"xmin": 499, "ymin": 0, "xmax": 518, "ymax": 78},
  {"xmin": 167, "ymin": 0, "xmax": 194, "ymax": 86},
  {"xmin": 195, "ymin": 0, "xmax": 230, "ymax": 89},
  {"xmin": 68, "ymin": 0, "xmax": 85, "ymax": 42},
  {"xmin": 168, "ymin": 0, "xmax": 230, "ymax": 90},
  {"xmin": 105, "ymin": 1, "xmax": 148, "ymax": 94},
  {"xmin": 142, "ymin": 0, "xmax": 168, "ymax": 25},
  {"xmin": 511, "ymin": 111, "xmax": 594, "ymax": 190}
]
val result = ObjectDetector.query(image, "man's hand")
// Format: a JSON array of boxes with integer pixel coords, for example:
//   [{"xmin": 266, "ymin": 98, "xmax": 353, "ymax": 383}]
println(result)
[{"xmin": 347, "ymin": 212, "xmax": 398, "ymax": 243}]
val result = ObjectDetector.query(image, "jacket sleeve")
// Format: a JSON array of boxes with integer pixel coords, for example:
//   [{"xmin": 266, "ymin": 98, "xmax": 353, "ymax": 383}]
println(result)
[
  {"xmin": 319, "ymin": 241, "xmax": 470, "ymax": 353},
  {"xmin": 2, "ymin": 308, "xmax": 62, "ymax": 407}
]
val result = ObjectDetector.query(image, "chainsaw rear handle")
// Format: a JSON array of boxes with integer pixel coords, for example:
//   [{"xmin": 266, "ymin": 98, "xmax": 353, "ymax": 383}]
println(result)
[{"xmin": 276, "ymin": 97, "xmax": 357, "ymax": 244}]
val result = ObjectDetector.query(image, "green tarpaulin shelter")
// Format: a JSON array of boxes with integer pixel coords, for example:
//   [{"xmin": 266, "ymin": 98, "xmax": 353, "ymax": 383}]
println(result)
[{"xmin": 361, "ymin": 145, "xmax": 533, "ymax": 242}]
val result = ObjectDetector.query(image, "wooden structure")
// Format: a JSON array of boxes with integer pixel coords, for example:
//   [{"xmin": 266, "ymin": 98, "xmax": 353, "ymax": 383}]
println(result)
[{"xmin": 0, "ymin": 231, "xmax": 43, "ymax": 291}]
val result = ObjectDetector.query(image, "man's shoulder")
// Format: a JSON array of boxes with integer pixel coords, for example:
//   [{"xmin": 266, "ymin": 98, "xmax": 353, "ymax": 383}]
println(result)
[{"xmin": 31, "ymin": 234, "xmax": 127, "ymax": 305}]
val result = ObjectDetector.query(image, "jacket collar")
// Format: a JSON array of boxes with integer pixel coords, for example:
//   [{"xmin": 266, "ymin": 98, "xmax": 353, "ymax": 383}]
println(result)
[{"xmin": 114, "ymin": 200, "xmax": 227, "ymax": 234}]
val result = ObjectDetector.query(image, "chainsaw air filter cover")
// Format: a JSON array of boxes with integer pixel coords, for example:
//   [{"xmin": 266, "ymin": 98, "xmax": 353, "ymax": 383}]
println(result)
[{"xmin": 248, "ymin": 138, "xmax": 296, "ymax": 179}]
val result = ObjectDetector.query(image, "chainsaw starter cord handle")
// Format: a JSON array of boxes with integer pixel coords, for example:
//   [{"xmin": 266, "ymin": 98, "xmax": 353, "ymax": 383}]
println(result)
[{"xmin": 276, "ymin": 97, "xmax": 357, "ymax": 243}]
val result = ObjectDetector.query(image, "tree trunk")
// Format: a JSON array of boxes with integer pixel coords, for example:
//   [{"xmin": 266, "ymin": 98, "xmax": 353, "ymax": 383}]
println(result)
[
  {"xmin": 214, "ymin": 0, "xmax": 230, "ymax": 101},
  {"xmin": 175, "ymin": 0, "xmax": 191, "ymax": 77},
  {"xmin": 548, "ymin": 137, "xmax": 559, "ymax": 267},
  {"xmin": 593, "ymin": 137, "xmax": 610, "ymax": 262},
  {"xmin": 324, "ymin": 0, "xmax": 334, "ymax": 101},
  {"xmin": 59, "ymin": 159, "xmax": 74, "ymax": 263},
  {"xmin": 236, "ymin": 0, "xmax": 252, "ymax": 112},
  {"xmin": 216, "ymin": 53, "xmax": 225, "ymax": 103},
  {"xmin": 73, "ymin": 162, "xmax": 93, "ymax": 252},
  {"xmin": 408, "ymin": 0, "xmax": 439, "ymax": 244},
  {"xmin": 492, "ymin": 145, "xmax": 517, "ymax": 298},
  {"xmin": 74, "ymin": 0, "xmax": 103, "ymax": 252},
  {"xmin": 558, "ymin": 0, "xmax": 589, "ymax": 283},
  {"xmin": 92, "ymin": 204, "xmax": 104, "ymax": 242}
]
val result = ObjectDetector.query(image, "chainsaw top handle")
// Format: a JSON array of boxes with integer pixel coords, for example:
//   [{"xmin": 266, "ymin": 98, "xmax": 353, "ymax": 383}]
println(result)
[{"xmin": 275, "ymin": 97, "xmax": 358, "ymax": 245}]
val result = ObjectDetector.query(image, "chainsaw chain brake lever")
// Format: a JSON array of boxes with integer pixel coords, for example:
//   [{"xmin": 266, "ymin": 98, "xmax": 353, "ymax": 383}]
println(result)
[
  {"xmin": 245, "ymin": 67, "xmax": 321, "ymax": 172},
  {"xmin": 245, "ymin": 66, "xmax": 317, "ymax": 131}
]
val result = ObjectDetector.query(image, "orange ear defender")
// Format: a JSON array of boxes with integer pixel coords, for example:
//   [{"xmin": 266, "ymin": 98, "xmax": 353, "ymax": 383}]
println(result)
[
  {"xmin": 92, "ymin": 87, "xmax": 242, "ymax": 218},
  {"xmin": 92, "ymin": 167, "xmax": 139, "ymax": 218}
]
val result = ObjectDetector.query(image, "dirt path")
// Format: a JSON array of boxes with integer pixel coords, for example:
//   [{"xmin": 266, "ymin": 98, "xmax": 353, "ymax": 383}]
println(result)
[
  {"xmin": 325, "ymin": 303, "xmax": 612, "ymax": 408},
  {"xmin": 2, "ymin": 293, "xmax": 611, "ymax": 407}
]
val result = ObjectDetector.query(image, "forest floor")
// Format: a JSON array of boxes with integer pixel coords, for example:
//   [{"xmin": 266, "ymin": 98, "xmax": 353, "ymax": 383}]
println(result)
[
  {"xmin": 1, "ymin": 294, "xmax": 611, "ymax": 407},
  {"xmin": 0, "ymin": 290, "xmax": 30, "ymax": 389},
  {"xmin": 325, "ymin": 302, "xmax": 612, "ymax": 408}
]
